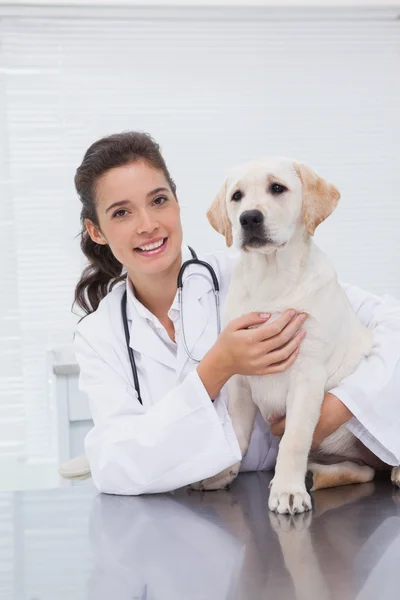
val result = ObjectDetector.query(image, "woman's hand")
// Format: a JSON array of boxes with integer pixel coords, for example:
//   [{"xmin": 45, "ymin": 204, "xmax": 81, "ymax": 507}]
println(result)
[
  {"xmin": 197, "ymin": 310, "xmax": 307, "ymax": 400},
  {"xmin": 218, "ymin": 310, "xmax": 307, "ymax": 378},
  {"xmin": 269, "ymin": 392, "xmax": 354, "ymax": 449},
  {"xmin": 197, "ymin": 310, "xmax": 306, "ymax": 400}
]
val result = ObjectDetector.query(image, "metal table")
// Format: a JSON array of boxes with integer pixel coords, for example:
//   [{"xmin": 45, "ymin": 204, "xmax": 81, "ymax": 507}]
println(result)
[{"xmin": 1, "ymin": 471, "xmax": 399, "ymax": 599}]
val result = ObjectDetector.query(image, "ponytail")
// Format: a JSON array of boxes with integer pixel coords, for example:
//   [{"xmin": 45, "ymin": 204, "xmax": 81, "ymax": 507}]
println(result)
[{"xmin": 73, "ymin": 230, "xmax": 126, "ymax": 316}]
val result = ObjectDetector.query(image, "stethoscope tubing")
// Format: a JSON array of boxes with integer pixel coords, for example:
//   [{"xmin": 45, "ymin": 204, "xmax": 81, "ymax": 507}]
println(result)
[{"xmin": 121, "ymin": 247, "xmax": 220, "ymax": 404}]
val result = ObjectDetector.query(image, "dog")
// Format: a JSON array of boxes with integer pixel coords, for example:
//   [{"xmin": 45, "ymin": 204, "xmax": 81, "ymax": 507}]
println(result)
[{"xmin": 195, "ymin": 156, "xmax": 399, "ymax": 514}]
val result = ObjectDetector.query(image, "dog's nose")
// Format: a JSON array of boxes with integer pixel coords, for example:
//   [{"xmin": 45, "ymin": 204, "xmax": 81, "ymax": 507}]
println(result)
[{"xmin": 240, "ymin": 210, "xmax": 264, "ymax": 230}]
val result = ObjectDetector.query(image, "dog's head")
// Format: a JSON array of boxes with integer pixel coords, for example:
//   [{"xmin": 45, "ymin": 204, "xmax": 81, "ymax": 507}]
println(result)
[{"xmin": 207, "ymin": 157, "xmax": 340, "ymax": 252}]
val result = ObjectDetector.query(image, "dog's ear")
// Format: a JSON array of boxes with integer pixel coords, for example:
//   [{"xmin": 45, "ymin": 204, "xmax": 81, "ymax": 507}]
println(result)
[
  {"xmin": 207, "ymin": 179, "xmax": 233, "ymax": 247},
  {"xmin": 294, "ymin": 162, "xmax": 340, "ymax": 236}
]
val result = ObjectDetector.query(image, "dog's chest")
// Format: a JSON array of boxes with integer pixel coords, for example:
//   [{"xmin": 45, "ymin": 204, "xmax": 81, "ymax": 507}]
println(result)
[
  {"xmin": 248, "ymin": 373, "xmax": 290, "ymax": 420},
  {"xmin": 224, "ymin": 283, "xmax": 309, "ymax": 324},
  {"xmin": 223, "ymin": 276, "xmax": 328, "ymax": 419}
]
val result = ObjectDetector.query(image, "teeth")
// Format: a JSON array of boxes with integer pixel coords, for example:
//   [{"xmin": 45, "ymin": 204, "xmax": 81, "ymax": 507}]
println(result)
[{"xmin": 138, "ymin": 239, "xmax": 164, "ymax": 251}]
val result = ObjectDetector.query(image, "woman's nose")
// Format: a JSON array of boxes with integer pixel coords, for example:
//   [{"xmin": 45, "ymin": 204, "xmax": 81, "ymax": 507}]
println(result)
[{"xmin": 136, "ymin": 210, "xmax": 159, "ymax": 234}]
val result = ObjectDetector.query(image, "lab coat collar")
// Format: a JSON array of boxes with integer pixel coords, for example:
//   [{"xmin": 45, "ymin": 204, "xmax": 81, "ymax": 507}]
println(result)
[
  {"xmin": 126, "ymin": 244, "xmax": 213, "ymax": 372},
  {"xmin": 126, "ymin": 279, "xmax": 176, "ymax": 371}
]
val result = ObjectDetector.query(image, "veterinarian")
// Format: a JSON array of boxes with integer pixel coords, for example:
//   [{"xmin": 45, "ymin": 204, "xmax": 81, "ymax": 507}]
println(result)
[{"xmin": 71, "ymin": 131, "xmax": 400, "ymax": 495}]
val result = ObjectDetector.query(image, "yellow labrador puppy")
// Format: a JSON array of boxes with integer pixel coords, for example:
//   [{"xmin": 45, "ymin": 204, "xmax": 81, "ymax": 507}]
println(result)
[{"xmin": 201, "ymin": 156, "xmax": 398, "ymax": 514}]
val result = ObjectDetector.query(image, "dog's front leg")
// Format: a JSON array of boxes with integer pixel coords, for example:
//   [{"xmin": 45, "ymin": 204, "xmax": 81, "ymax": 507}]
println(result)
[
  {"xmin": 269, "ymin": 367, "xmax": 326, "ymax": 514},
  {"xmin": 191, "ymin": 375, "xmax": 257, "ymax": 491}
]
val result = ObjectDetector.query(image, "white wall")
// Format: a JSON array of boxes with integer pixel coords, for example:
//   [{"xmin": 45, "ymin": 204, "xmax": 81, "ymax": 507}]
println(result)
[{"xmin": 0, "ymin": 4, "xmax": 399, "ymax": 465}]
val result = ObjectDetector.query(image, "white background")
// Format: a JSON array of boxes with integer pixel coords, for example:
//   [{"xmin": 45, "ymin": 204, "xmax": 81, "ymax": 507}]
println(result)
[{"xmin": 0, "ymin": 2, "xmax": 399, "ymax": 466}]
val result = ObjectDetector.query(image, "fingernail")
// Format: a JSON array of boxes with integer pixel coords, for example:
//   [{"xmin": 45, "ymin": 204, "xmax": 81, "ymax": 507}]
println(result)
[
  {"xmin": 289, "ymin": 310, "xmax": 296, "ymax": 318},
  {"xmin": 300, "ymin": 313, "xmax": 307, "ymax": 321},
  {"xmin": 259, "ymin": 313, "xmax": 270, "ymax": 319}
]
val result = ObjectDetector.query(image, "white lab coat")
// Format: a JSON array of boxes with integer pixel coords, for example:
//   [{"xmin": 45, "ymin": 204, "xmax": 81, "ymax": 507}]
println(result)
[{"xmin": 73, "ymin": 245, "xmax": 400, "ymax": 495}]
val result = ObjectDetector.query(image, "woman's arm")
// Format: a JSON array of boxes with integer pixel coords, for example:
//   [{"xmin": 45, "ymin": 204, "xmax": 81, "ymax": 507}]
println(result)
[
  {"xmin": 74, "ymin": 329, "xmax": 242, "ymax": 496},
  {"xmin": 327, "ymin": 282, "xmax": 400, "ymax": 465},
  {"xmin": 74, "ymin": 301, "xmax": 305, "ymax": 495},
  {"xmin": 270, "ymin": 391, "xmax": 353, "ymax": 450}
]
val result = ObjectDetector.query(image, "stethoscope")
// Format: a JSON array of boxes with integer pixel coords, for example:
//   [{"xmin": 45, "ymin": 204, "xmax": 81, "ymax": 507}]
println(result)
[{"xmin": 121, "ymin": 247, "xmax": 221, "ymax": 405}]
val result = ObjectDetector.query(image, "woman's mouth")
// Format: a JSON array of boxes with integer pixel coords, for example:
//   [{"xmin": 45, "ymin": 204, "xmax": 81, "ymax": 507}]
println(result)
[{"xmin": 134, "ymin": 237, "xmax": 168, "ymax": 257}]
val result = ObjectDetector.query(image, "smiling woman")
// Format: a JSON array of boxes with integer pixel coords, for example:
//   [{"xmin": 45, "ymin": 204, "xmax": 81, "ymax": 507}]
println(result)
[{"xmin": 74, "ymin": 132, "xmax": 183, "ymax": 317}]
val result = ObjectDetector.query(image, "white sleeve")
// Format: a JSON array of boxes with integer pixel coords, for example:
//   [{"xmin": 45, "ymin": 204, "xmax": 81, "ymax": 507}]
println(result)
[
  {"xmin": 328, "ymin": 282, "xmax": 400, "ymax": 465},
  {"xmin": 73, "ymin": 331, "xmax": 242, "ymax": 495}
]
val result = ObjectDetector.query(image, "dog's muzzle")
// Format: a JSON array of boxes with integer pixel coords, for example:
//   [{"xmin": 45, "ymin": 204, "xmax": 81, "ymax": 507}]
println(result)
[{"xmin": 240, "ymin": 210, "xmax": 269, "ymax": 248}]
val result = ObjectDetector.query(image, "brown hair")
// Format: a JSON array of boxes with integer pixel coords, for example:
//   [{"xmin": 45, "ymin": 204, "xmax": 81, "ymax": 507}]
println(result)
[{"xmin": 73, "ymin": 131, "xmax": 177, "ymax": 317}]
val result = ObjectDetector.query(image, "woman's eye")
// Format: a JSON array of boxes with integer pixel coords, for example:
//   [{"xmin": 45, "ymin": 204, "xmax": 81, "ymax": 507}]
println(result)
[
  {"xmin": 270, "ymin": 183, "xmax": 287, "ymax": 195},
  {"xmin": 232, "ymin": 190, "xmax": 243, "ymax": 202},
  {"xmin": 153, "ymin": 196, "xmax": 168, "ymax": 206},
  {"xmin": 113, "ymin": 209, "xmax": 129, "ymax": 218}
]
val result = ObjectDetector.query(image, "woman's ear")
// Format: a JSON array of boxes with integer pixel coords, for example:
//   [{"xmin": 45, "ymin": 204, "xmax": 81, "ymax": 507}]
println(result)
[
  {"xmin": 85, "ymin": 218, "xmax": 108, "ymax": 245},
  {"xmin": 206, "ymin": 180, "xmax": 233, "ymax": 247},
  {"xmin": 294, "ymin": 162, "xmax": 340, "ymax": 236}
]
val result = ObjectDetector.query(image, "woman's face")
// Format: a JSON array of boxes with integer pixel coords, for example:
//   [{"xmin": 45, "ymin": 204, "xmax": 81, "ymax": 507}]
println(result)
[{"xmin": 86, "ymin": 160, "xmax": 183, "ymax": 280}]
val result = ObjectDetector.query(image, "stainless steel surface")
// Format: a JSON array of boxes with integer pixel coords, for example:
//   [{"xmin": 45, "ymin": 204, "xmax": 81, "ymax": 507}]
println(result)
[{"xmin": 1, "ymin": 472, "xmax": 399, "ymax": 599}]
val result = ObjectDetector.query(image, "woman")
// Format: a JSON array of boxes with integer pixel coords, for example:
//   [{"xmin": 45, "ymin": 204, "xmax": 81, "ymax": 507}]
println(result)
[{"xmin": 72, "ymin": 131, "xmax": 400, "ymax": 495}]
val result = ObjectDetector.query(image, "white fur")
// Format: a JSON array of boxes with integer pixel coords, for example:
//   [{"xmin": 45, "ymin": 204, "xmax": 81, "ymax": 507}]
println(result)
[{"xmin": 201, "ymin": 157, "xmax": 374, "ymax": 513}]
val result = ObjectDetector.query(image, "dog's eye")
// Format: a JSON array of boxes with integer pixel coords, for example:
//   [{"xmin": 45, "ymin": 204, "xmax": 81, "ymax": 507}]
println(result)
[
  {"xmin": 232, "ymin": 190, "xmax": 243, "ymax": 202},
  {"xmin": 270, "ymin": 183, "xmax": 287, "ymax": 195}
]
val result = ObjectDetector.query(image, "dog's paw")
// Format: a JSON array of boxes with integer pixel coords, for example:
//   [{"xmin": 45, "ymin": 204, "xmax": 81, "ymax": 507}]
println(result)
[
  {"xmin": 268, "ymin": 479, "xmax": 312, "ymax": 515},
  {"xmin": 189, "ymin": 464, "xmax": 240, "ymax": 492},
  {"xmin": 391, "ymin": 467, "xmax": 400, "ymax": 488}
]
